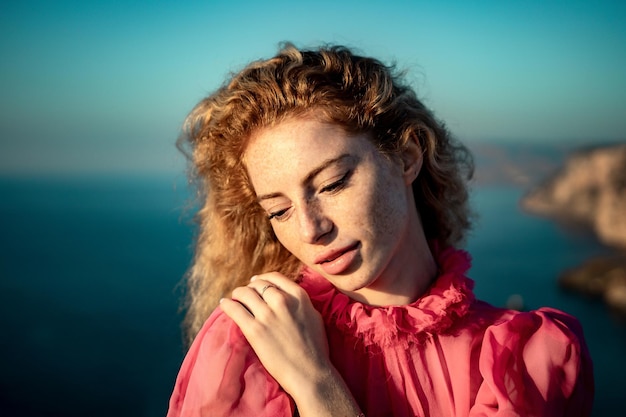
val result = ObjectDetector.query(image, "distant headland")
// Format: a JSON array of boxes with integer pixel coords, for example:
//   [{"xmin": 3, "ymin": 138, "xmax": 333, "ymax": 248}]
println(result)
[{"xmin": 521, "ymin": 143, "xmax": 626, "ymax": 317}]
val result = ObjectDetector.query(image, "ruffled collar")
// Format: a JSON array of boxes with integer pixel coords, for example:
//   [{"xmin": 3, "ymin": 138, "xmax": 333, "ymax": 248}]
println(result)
[{"xmin": 298, "ymin": 247, "xmax": 475, "ymax": 349}]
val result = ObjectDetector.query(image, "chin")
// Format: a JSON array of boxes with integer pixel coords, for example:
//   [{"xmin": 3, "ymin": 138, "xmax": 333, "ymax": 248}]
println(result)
[{"xmin": 334, "ymin": 273, "xmax": 377, "ymax": 293}]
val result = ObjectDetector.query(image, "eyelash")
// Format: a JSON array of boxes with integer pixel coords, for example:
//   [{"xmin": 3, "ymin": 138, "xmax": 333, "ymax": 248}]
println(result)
[
  {"xmin": 268, "ymin": 208, "xmax": 289, "ymax": 221},
  {"xmin": 267, "ymin": 171, "xmax": 352, "ymax": 221},
  {"xmin": 321, "ymin": 171, "xmax": 351, "ymax": 193}
]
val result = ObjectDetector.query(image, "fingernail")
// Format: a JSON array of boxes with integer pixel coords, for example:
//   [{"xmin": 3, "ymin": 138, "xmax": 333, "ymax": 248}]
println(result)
[
  {"xmin": 250, "ymin": 275, "xmax": 257, "ymax": 282},
  {"xmin": 219, "ymin": 298, "xmax": 225, "ymax": 304}
]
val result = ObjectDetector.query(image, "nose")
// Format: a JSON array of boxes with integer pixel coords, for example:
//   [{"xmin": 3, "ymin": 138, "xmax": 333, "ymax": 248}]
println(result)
[{"xmin": 297, "ymin": 201, "xmax": 333, "ymax": 244}]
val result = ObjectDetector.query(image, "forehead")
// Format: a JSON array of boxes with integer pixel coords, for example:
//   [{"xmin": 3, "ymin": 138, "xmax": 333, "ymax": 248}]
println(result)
[
  {"xmin": 243, "ymin": 116, "xmax": 372, "ymax": 191},
  {"xmin": 251, "ymin": 116, "xmax": 350, "ymax": 148}
]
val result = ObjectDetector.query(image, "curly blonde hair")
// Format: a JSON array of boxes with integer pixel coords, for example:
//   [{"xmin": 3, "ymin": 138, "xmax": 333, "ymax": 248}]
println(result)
[{"xmin": 179, "ymin": 43, "xmax": 474, "ymax": 343}]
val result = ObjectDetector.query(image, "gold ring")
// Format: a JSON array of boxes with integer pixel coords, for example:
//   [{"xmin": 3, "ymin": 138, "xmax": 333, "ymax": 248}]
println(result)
[{"xmin": 260, "ymin": 284, "xmax": 275, "ymax": 297}]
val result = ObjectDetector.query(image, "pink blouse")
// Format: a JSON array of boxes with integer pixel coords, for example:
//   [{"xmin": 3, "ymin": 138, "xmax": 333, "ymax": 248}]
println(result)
[{"xmin": 167, "ymin": 248, "xmax": 594, "ymax": 416}]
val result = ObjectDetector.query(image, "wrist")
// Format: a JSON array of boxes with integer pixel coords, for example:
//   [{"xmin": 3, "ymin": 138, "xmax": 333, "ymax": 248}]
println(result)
[{"xmin": 290, "ymin": 366, "xmax": 362, "ymax": 417}]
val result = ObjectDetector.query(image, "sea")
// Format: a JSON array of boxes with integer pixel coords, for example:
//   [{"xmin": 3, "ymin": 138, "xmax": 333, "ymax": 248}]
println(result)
[{"xmin": 1, "ymin": 175, "xmax": 624, "ymax": 416}]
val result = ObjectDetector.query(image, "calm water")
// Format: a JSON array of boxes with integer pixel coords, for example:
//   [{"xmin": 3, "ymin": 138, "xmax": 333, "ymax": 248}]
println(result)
[{"xmin": 0, "ymin": 176, "xmax": 623, "ymax": 416}]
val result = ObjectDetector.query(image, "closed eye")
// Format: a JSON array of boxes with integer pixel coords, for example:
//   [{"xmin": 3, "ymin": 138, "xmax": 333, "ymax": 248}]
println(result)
[
  {"xmin": 268, "ymin": 207, "xmax": 290, "ymax": 221},
  {"xmin": 321, "ymin": 171, "xmax": 351, "ymax": 193}
]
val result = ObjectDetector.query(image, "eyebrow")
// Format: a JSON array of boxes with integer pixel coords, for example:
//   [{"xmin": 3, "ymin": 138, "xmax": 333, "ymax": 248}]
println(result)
[{"xmin": 256, "ymin": 153, "xmax": 354, "ymax": 202}]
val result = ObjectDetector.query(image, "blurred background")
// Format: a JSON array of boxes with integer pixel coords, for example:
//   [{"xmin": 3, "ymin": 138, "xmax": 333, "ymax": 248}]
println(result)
[{"xmin": 1, "ymin": 0, "xmax": 625, "ymax": 416}]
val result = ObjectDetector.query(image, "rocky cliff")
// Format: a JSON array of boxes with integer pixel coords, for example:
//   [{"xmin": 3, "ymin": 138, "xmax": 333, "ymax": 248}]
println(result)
[
  {"xmin": 522, "ymin": 142, "xmax": 626, "ymax": 316},
  {"xmin": 522, "ymin": 143, "xmax": 626, "ymax": 248},
  {"xmin": 559, "ymin": 256, "xmax": 626, "ymax": 317}
]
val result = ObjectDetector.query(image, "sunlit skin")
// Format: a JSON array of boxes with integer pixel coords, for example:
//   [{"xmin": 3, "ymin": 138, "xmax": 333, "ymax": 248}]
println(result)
[
  {"xmin": 219, "ymin": 113, "xmax": 438, "ymax": 416},
  {"xmin": 245, "ymin": 114, "xmax": 437, "ymax": 306}
]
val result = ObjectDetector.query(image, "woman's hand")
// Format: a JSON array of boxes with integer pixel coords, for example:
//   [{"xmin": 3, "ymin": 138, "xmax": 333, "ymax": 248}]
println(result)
[
  {"xmin": 220, "ymin": 272, "xmax": 328, "ymax": 392},
  {"xmin": 219, "ymin": 272, "xmax": 362, "ymax": 417}
]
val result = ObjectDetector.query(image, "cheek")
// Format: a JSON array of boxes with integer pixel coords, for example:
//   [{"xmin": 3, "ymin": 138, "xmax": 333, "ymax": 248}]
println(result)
[
  {"xmin": 367, "ymin": 175, "xmax": 408, "ymax": 238},
  {"xmin": 270, "ymin": 225, "xmax": 290, "ymax": 246},
  {"xmin": 270, "ymin": 224, "xmax": 301, "ymax": 256}
]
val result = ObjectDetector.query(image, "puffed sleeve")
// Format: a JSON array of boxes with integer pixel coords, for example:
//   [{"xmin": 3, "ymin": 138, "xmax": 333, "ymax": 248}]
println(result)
[
  {"xmin": 167, "ymin": 308, "xmax": 295, "ymax": 417},
  {"xmin": 470, "ymin": 308, "xmax": 594, "ymax": 417}
]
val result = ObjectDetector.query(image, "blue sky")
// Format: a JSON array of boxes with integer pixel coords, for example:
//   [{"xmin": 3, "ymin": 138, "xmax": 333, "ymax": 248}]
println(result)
[{"xmin": 1, "ymin": 0, "xmax": 624, "ymax": 174}]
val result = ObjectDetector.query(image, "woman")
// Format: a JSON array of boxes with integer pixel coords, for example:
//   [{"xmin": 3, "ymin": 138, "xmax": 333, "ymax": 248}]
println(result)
[{"xmin": 167, "ymin": 44, "xmax": 593, "ymax": 416}]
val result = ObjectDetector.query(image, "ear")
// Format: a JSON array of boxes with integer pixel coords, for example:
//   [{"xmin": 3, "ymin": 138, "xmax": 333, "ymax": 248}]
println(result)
[{"xmin": 400, "ymin": 131, "xmax": 423, "ymax": 186}]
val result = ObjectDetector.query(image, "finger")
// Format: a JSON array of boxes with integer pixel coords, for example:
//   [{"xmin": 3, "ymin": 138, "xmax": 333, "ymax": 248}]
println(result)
[
  {"xmin": 248, "ymin": 278, "xmax": 310, "ymax": 318},
  {"xmin": 247, "ymin": 280, "xmax": 289, "ymax": 316},
  {"xmin": 248, "ymin": 279, "xmax": 281, "ymax": 298},
  {"xmin": 259, "ymin": 283, "xmax": 278, "ymax": 298},
  {"xmin": 229, "ymin": 286, "xmax": 272, "ymax": 317},
  {"xmin": 220, "ymin": 298, "xmax": 274, "ymax": 348},
  {"xmin": 219, "ymin": 297, "xmax": 257, "ymax": 328},
  {"xmin": 251, "ymin": 272, "xmax": 305, "ymax": 298}
]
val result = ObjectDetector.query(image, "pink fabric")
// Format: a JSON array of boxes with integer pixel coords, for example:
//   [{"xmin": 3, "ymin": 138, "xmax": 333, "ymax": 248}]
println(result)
[
  {"xmin": 167, "ymin": 248, "xmax": 594, "ymax": 416},
  {"xmin": 167, "ymin": 310, "xmax": 295, "ymax": 417}
]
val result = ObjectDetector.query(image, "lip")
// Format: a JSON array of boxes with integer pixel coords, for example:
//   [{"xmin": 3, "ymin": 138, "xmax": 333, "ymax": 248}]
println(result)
[{"xmin": 314, "ymin": 242, "xmax": 360, "ymax": 275}]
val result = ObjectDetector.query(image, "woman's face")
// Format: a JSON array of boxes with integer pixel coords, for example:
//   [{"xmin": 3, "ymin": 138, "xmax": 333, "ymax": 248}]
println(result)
[{"xmin": 244, "ymin": 115, "xmax": 429, "ymax": 304}]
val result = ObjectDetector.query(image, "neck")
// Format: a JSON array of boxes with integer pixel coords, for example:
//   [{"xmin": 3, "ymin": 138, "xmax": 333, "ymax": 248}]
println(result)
[{"xmin": 344, "ymin": 209, "xmax": 438, "ymax": 306}]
